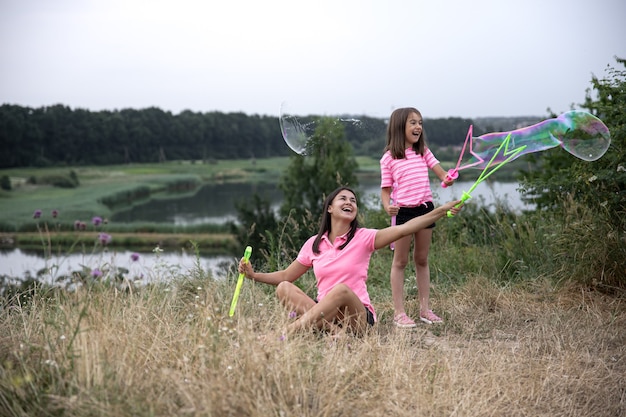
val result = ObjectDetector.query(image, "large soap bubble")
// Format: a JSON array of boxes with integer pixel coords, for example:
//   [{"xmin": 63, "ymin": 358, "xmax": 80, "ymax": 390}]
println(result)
[{"xmin": 459, "ymin": 110, "xmax": 611, "ymax": 171}]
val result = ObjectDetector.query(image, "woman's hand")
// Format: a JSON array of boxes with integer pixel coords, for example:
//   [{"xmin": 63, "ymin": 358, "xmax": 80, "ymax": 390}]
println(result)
[
  {"xmin": 441, "ymin": 199, "xmax": 463, "ymax": 216},
  {"xmin": 238, "ymin": 257, "xmax": 254, "ymax": 279}
]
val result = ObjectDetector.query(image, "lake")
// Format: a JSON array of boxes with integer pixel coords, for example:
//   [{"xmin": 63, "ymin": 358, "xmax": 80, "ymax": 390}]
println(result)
[
  {"xmin": 110, "ymin": 179, "xmax": 530, "ymax": 225},
  {"xmin": 0, "ymin": 248, "xmax": 236, "ymax": 282},
  {"xmin": 1, "ymin": 179, "xmax": 531, "ymax": 280}
]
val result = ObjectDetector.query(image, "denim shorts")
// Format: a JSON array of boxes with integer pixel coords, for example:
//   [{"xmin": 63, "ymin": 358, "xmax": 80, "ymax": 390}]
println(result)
[{"xmin": 396, "ymin": 201, "xmax": 436, "ymax": 229}]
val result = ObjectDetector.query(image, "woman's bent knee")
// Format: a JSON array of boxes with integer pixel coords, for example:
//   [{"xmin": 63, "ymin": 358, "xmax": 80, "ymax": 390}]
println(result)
[{"xmin": 276, "ymin": 281, "xmax": 294, "ymax": 299}]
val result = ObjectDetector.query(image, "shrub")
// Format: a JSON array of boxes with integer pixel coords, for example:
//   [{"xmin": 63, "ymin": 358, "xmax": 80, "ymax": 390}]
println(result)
[{"xmin": 0, "ymin": 175, "xmax": 11, "ymax": 191}]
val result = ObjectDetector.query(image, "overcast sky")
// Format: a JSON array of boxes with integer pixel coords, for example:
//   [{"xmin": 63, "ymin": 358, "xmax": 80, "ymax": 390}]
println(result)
[{"xmin": 1, "ymin": 0, "xmax": 624, "ymax": 119}]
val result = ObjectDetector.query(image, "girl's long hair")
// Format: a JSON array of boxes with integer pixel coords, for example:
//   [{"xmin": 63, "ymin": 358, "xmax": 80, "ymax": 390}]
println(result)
[
  {"xmin": 384, "ymin": 107, "xmax": 428, "ymax": 158},
  {"xmin": 312, "ymin": 186, "xmax": 360, "ymax": 254}
]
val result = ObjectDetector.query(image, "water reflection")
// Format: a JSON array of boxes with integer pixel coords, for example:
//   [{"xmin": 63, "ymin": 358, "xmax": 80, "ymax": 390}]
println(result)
[
  {"xmin": 112, "ymin": 182, "xmax": 283, "ymax": 225},
  {"xmin": 0, "ymin": 248, "xmax": 235, "ymax": 282}
]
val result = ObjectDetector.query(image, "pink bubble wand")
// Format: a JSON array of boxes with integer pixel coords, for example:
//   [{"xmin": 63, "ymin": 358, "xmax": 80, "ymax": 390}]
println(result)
[
  {"xmin": 441, "ymin": 124, "xmax": 474, "ymax": 188},
  {"xmin": 390, "ymin": 182, "xmax": 397, "ymax": 250}
]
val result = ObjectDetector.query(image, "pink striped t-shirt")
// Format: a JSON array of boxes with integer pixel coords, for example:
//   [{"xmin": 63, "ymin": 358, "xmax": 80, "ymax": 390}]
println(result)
[
  {"xmin": 296, "ymin": 227, "xmax": 378, "ymax": 321},
  {"xmin": 380, "ymin": 148, "xmax": 439, "ymax": 207}
]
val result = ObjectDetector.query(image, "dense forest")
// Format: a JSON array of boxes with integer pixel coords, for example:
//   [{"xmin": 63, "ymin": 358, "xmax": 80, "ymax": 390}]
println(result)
[{"xmin": 0, "ymin": 103, "xmax": 540, "ymax": 168}]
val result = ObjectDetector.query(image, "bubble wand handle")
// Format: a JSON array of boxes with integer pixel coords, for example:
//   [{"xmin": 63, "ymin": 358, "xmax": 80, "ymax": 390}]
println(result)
[
  {"xmin": 390, "ymin": 182, "xmax": 397, "ymax": 250},
  {"xmin": 441, "ymin": 169, "xmax": 459, "ymax": 188},
  {"xmin": 447, "ymin": 134, "xmax": 527, "ymax": 217},
  {"xmin": 229, "ymin": 246, "xmax": 253, "ymax": 317}
]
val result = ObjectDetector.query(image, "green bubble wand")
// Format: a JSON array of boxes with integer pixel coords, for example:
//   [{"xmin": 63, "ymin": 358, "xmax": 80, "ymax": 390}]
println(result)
[
  {"xmin": 447, "ymin": 133, "xmax": 527, "ymax": 217},
  {"xmin": 229, "ymin": 246, "xmax": 252, "ymax": 317}
]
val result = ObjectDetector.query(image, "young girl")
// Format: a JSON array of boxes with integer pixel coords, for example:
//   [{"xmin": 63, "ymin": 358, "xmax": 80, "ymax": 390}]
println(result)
[
  {"xmin": 238, "ymin": 186, "xmax": 462, "ymax": 336},
  {"xmin": 380, "ymin": 107, "xmax": 455, "ymax": 328}
]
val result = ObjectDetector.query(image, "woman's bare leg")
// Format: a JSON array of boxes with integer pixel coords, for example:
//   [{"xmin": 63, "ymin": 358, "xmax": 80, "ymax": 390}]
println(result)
[
  {"xmin": 286, "ymin": 284, "xmax": 369, "ymax": 336},
  {"xmin": 276, "ymin": 281, "xmax": 316, "ymax": 315}
]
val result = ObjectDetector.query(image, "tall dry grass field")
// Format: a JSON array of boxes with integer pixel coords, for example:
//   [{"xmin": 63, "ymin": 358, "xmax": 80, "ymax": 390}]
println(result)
[{"xmin": 1, "ymin": 273, "xmax": 624, "ymax": 417}]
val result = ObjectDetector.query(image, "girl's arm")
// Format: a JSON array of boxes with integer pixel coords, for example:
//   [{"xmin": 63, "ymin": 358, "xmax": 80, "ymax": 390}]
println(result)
[
  {"xmin": 373, "ymin": 200, "xmax": 462, "ymax": 249},
  {"xmin": 432, "ymin": 163, "xmax": 452, "ymax": 184},
  {"xmin": 381, "ymin": 186, "xmax": 396, "ymax": 216},
  {"xmin": 238, "ymin": 258, "xmax": 309, "ymax": 286}
]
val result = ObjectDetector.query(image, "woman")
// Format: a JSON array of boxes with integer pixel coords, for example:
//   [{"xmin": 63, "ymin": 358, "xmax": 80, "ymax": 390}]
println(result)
[{"xmin": 238, "ymin": 186, "xmax": 462, "ymax": 336}]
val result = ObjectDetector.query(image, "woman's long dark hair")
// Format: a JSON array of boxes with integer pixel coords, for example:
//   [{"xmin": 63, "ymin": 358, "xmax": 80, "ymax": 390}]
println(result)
[
  {"xmin": 384, "ymin": 107, "xmax": 428, "ymax": 158},
  {"xmin": 312, "ymin": 186, "xmax": 360, "ymax": 254}
]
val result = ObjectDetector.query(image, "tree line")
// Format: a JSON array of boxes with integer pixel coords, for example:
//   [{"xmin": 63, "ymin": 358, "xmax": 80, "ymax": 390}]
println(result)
[{"xmin": 0, "ymin": 104, "xmax": 475, "ymax": 168}]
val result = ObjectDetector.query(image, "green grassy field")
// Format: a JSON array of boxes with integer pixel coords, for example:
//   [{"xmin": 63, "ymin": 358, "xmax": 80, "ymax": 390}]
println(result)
[{"xmin": 0, "ymin": 158, "xmax": 291, "ymax": 232}]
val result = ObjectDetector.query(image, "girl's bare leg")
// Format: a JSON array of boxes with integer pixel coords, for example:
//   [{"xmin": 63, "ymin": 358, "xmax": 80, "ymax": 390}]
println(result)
[
  {"xmin": 413, "ymin": 228, "xmax": 433, "ymax": 313},
  {"xmin": 390, "ymin": 234, "xmax": 412, "ymax": 315}
]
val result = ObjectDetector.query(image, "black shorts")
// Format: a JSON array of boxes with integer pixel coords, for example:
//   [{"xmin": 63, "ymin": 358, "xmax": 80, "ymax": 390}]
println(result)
[
  {"xmin": 365, "ymin": 307, "xmax": 375, "ymax": 326},
  {"xmin": 396, "ymin": 202, "xmax": 436, "ymax": 229}
]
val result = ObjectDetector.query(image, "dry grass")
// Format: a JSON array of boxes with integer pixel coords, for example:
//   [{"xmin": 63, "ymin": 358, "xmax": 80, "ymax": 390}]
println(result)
[{"xmin": 1, "ymin": 275, "xmax": 624, "ymax": 417}]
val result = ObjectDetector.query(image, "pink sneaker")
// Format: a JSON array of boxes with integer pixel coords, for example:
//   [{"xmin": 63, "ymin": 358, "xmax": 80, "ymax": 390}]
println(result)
[
  {"xmin": 420, "ymin": 310, "xmax": 443, "ymax": 324},
  {"xmin": 393, "ymin": 313, "xmax": 416, "ymax": 328}
]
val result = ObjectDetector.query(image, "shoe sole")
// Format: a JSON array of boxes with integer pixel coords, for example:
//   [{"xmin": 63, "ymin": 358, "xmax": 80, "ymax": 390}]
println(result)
[
  {"xmin": 393, "ymin": 322, "xmax": 417, "ymax": 328},
  {"xmin": 419, "ymin": 317, "xmax": 443, "ymax": 325}
]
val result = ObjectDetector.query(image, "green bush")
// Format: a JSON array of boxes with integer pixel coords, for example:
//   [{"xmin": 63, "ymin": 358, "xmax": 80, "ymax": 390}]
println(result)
[
  {"xmin": 0, "ymin": 175, "xmax": 11, "ymax": 191},
  {"xmin": 519, "ymin": 57, "xmax": 625, "ymax": 290}
]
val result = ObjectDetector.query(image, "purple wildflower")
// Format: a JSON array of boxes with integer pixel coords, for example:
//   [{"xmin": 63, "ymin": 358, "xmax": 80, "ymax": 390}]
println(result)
[
  {"xmin": 98, "ymin": 233, "xmax": 112, "ymax": 245},
  {"xmin": 288, "ymin": 310, "xmax": 297, "ymax": 319},
  {"xmin": 91, "ymin": 269, "xmax": 103, "ymax": 277},
  {"xmin": 33, "ymin": 210, "xmax": 42, "ymax": 219},
  {"xmin": 131, "ymin": 252, "xmax": 140, "ymax": 262},
  {"xmin": 92, "ymin": 216, "xmax": 103, "ymax": 226},
  {"xmin": 51, "ymin": 210, "xmax": 58, "ymax": 218},
  {"xmin": 74, "ymin": 220, "xmax": 81, "ymax": 230}
]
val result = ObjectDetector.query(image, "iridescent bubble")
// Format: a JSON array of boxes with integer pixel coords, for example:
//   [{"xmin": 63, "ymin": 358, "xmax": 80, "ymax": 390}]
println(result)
[{"xmin": 459, "ymin": 110, "xmax": 611, "ymax": 171}]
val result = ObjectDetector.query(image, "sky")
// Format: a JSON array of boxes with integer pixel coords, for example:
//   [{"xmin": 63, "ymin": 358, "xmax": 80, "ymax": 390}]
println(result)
[{"xmin": 1, "ymin": 0, "xmax": 625, "ymax": 120}]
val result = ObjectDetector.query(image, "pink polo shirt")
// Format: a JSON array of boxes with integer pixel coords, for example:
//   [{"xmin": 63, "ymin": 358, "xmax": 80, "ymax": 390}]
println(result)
[{"xmin": 296, "ymin": 227, "xmax": 378, "ymax": 321}]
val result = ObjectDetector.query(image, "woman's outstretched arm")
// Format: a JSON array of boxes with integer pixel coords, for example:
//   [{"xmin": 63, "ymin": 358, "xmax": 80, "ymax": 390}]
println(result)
[{"xmin": 373, "ymin": 200, "xmax": 462, "ymax": 250}]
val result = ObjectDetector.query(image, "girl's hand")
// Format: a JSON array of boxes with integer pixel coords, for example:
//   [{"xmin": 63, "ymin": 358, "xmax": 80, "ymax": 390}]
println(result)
[
  {"xmin": 386, "ymin": 205, "xmax": 399, "ymax": 217},
  {"xmin": 442, "ymin": 177, "xmax": 455, "ymax": 187}
]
